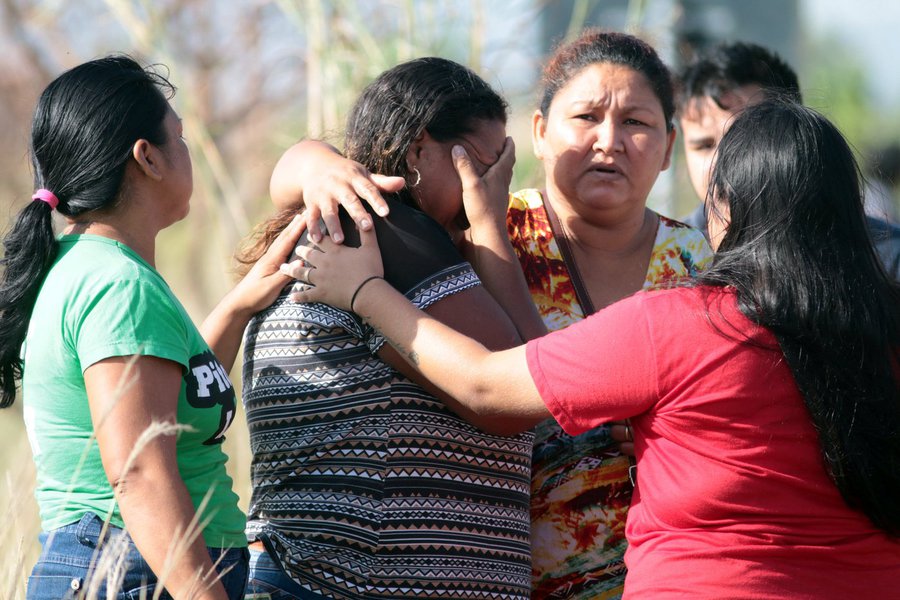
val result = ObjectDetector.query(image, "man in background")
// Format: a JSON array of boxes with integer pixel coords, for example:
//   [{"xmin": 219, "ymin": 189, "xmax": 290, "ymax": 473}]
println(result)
[{"xmin": 676, "ymin": 41, "xmax": 899, "ymax": 279}]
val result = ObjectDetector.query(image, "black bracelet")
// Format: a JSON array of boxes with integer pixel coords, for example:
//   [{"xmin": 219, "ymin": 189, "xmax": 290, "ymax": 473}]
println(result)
[{"xmin": 350, "ymin": 275, "xmax": 384, "ymax": 313}]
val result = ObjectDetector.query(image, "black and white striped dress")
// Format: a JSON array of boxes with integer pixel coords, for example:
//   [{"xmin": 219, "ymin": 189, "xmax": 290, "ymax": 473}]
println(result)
[{"xmin": 242, "ymin": 202, "xmax": 533, "ymax": 600}]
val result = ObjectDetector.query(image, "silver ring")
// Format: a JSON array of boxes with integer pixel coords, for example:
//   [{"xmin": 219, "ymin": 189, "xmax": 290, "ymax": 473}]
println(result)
[
  {"xmin": 624, "ymin": 424, "xmax": 632, "ymax": 441},
  {"xmin": 297, "ymin": 265, "xmax": 312, "ymax": 284}
]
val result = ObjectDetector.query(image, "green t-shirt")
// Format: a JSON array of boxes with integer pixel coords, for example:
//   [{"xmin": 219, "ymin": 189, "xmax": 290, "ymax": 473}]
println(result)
[{"xmin": 22, "ymin": 234, "xmax": 246, "ymax": 548}]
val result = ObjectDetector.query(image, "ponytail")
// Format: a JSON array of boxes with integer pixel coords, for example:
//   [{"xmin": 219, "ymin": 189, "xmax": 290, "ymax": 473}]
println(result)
[{"xmin": 0, "ymin": 200, "xmax": 59, "ymax": 407}]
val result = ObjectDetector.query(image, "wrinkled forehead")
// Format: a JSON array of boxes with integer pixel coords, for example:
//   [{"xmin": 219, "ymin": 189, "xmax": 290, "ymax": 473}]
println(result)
[{"xmin": 560, "ymin": 63, "xmax": 661, "ymax": 105}]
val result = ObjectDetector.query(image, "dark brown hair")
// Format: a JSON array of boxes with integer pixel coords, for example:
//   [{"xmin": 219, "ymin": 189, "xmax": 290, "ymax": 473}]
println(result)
[
  {"xmin": 539, "ymin": 29, "xmax": 675, "ymax": 130},
  {"xmin": 237, "ymin": 57, "xmax": 508, "ymax": 274}
]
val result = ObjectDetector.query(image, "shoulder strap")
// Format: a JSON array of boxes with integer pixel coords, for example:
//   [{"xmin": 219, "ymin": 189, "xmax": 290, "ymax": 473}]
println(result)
[{"xmin": 542, "ymin": 197, "xmax": 597, "ymax": 317}]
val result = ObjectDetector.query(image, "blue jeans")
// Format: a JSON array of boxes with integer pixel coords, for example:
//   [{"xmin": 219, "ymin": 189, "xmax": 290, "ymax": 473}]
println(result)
[
  {"xmin": 245, "ymin": 545, "xmax": 328, "ymax": 599},
  {"xmin": 26, "ymin": 512, "xmax": 249, "ymax": 600}
]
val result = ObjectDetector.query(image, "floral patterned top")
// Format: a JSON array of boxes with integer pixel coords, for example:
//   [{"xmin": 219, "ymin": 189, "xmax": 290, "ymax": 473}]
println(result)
[{"xmin": 507, "ymin": 188, "xmax": 713, "ymax": 599}]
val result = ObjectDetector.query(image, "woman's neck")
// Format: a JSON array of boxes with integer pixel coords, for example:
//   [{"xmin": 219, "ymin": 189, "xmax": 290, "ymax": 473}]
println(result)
[
  {"xmin": 64, "ymin": 215, "xmax": 158, "ymax": 267},
  {"xmin": 542, "ymin": 188, "xmax": 660, "ymax": 311},
  {"xmin": 544, "ymin": 188, "xmax": 657, "ymax": 257}
]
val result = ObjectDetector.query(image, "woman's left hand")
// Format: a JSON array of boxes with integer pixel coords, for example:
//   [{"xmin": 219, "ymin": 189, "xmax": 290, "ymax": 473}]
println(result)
[
  {"xmin": 229, "ymin": 213, "xmax": 308, "ymax": 314},
  {"xmin": 284, "ymin": 227, "xmax": 385, "ymax": 311},
  {"xmin": 202, "ymin": 213, "xmax": 309, "ymax": 371},
  {"xmin": 453, "ymin": 136, "xmax": 515, "ymax": 230}
]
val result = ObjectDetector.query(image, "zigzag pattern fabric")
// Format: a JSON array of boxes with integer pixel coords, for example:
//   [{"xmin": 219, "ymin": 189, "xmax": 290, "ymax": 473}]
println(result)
[{"xmin": 242, "ymin": 265, "xmax": 533, "ymax": 600}]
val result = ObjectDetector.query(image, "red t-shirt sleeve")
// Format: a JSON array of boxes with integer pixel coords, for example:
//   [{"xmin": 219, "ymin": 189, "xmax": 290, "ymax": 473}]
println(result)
[{"xmin": 526, "ymin": 292, "xmax": 658, "ymax": 435}]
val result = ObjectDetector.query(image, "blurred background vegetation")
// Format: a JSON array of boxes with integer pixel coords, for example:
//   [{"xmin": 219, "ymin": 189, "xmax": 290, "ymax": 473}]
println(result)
[{"xmin": 2, "ymin": 0, "xmax": 898, "ymax": 593}]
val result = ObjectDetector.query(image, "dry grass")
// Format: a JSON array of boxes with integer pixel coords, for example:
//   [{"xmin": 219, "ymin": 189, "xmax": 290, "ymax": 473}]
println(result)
[
  {"xmin": 0, "ymin": 420, "xmax": 40, "ymax": 600},
  {"xmin": 0, "ymin": 357, "xmax": 231, "ymax": 599},
  {"xmin": 0, "ymin": 413, "xmax": 243, "ymax": 599}
]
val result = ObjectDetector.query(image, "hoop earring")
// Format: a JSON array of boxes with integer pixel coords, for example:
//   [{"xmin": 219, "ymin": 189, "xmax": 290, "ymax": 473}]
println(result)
[{"xmin": 410, "ymin": 166, "xmax": 422, "ymax": 188}]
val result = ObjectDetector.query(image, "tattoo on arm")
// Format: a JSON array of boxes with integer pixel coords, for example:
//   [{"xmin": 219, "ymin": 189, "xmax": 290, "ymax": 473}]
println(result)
[{"xmin": 374, "ymin": 326, "xmax": 419, "ymax": 366}]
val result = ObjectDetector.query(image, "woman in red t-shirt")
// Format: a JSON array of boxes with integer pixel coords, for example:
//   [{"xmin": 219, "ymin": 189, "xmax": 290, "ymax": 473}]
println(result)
[{"xmin": 284, "ymin": 99, "xmax": 900, "ymax": 599}]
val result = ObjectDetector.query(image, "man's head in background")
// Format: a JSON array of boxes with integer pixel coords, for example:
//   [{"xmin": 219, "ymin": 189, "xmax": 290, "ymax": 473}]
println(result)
[{"xmin": 677, "ymin": 42, "xmax": 801, "ymax": 206}]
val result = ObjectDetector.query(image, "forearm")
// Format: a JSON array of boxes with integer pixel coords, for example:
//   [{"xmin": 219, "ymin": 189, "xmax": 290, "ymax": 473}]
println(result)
[
  {"xmin": 452, "ymin": 140, "xmax": 546, "ymax": 341},
  {"xmin": 462, "ymin": 217, "xmax": 546, "ymax": 341},
  {"xmin": 378, "ymin": 344, "xmax": 513, "ymax": 434},
  {"xmin": 202, "ymin": 213, "xmax": 305, "ymax": 371},
  {"xmin": 200, "ymin": 291, "xmax": 255, "ymax": 373},
  {"xmin": 286, "ymin": 228, "xmax": 548, "ymax": 428},
  {"xmin": 270, "ymin": 139, "xmax": 342, "ymax": 210},
  {"xmin": 115, "ymin": 461, "xmax": 227, "ymax": 600},
  {"xmin": 354, "ymin": 278, "xmax": 546, "ymax": 429}
]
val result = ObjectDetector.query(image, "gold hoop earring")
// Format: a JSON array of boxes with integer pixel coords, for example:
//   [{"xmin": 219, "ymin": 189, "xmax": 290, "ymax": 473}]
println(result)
[{"xmin": 410, "ymin": 166, "xmax": 422, "ymax": 188}]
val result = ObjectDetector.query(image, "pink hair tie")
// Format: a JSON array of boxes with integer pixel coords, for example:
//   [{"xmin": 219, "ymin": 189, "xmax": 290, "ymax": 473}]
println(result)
[{"xmin": 32, "ymin": 189, "xmax": 59, "ymax": 210}]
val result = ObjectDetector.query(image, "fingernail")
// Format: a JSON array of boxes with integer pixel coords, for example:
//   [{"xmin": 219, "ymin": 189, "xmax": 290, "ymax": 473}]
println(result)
[
  {"xmin": 279, "ymin": 264, "xmax": 291, "ymax": 275},
  {"xmin": 452, "ymin": 145, "xmax": 465, "ymax": 158},
  {"xmin": 332, "ymin": 232, "xmax": 344, "ymax": 243},
  {"xmin": 311, "ymin": 233, "xmax": 322, "ymax": 243},
  {"xmin": 377, "ymin": 206, "xmax": 389, "ymax": 216},
  {"xmin": 360, "ymin": 219, "xmax": 372, "ymax": 229}
]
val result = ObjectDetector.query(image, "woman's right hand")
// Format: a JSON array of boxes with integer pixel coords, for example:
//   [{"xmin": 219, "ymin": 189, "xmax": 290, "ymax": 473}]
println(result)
[
  {"xmin": 454, "ymin": 136, "xmax": 515, "ymax": 230},
  {"xmin": 270, "ymin": 139, "xmax": 405, "ymax": 243},
  {"xmin": 283, "ymin": 227, "xmax": 385, "ymax": 311},
  {"xmin": 609, "ymin": 420, "xmax": 636, "ymax": 456}
]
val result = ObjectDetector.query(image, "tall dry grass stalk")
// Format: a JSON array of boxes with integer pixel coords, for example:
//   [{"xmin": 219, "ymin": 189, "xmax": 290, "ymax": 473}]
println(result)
[
  {"xmin": 1, "ymin": 459, "xmax": 39, "ymax": 600},
  {"xmin": 278, "ymin": 0, "xmax": 492, "ymax": 140},
  {"xmin": 560, "ymin": 0, "xmax": 648, "ymax": 43},
  {"xmin": 20, "ymin": 417, "xmax": 226, "ymax": 600},
  {"xmin": 85, "ymin": 361, "xmax": 228, "ymax": 600},
  {"xmin": 563, "ymin": 0, "xmax": 593, "ymax": 42},
  {"xmin": 625, "ymin": 0, "xmax": 648, "ymax": 31},
  {"xmin": 76, "ymin": 421, "xmax": 228, "ymax": 600},
  {"xmin": 102, "ymin": 0, "xmax": 251, "ymax": 253},
  {"xmin": 152, "ymin": 490, "xmax": 226, "ymax": 600},
  {"xmin": 81, "ymin": 528, "xmax": 131, "ymax": 599}
]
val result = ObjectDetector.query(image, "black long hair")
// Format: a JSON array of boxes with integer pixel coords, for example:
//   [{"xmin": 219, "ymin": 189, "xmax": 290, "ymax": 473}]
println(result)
[
  {"xmin": 0, "ymin": 56, "xmax": 174, "ymax": 407},
  {"xmin": 343, "ymin": 56, "xmax": 507, "ymax": 209},
  {"xmin": 699, "ymin": 99, "xmax": 900, "ymax": 534}
]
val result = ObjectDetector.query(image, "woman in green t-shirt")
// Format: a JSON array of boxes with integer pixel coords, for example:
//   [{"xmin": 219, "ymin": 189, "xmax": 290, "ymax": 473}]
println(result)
[{"xmin": 0, "ymin": 56, "xmax": 300, "ymax": 600}]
